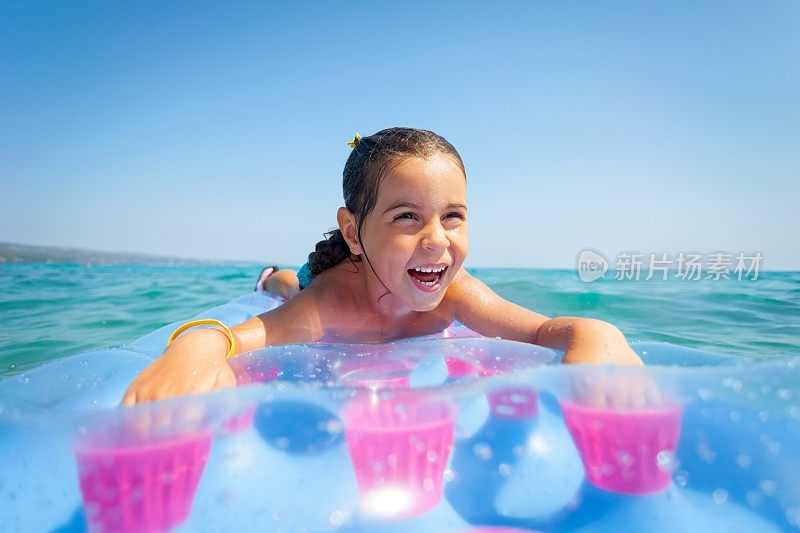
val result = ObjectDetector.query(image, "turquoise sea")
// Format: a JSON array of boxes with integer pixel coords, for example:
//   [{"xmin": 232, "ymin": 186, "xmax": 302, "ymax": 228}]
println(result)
[{"xmin": 1, "ymin": 264, "xmax": 799, "ymax": 376}]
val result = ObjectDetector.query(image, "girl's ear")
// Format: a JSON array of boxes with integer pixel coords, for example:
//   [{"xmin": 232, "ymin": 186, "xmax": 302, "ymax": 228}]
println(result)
[{"xmin": 337, "ymin": 207, "xmax": 363, "ymax": 255}]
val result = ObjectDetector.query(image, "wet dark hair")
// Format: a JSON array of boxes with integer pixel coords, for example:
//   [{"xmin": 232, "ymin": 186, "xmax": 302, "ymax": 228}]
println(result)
[{"xmin": 307, "ymin": 127, "xmax": 466, "ymax": 279}]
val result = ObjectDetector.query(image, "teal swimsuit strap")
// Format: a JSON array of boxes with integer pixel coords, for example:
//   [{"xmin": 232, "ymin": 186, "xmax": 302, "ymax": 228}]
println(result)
[{"xmin": 297, "ymin": 261, "xmax": 315, "ymax": 290}]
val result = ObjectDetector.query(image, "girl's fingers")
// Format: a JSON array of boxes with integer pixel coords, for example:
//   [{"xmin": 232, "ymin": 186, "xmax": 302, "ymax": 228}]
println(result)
[
  {"xmin": 573, "ymin": 372, "xmax": 607, "ymax": 408},
  {"xmin": 626, "ymin": 380, "xmax": 648, "ymax": 410},
  {"xmin": 644, "ymin": 378, "xmax": 663, "ymax": 407},
  {"xmin": 120, "ymin": 389, "xmax": 136, "ymax": 407},
  {"xmin": 574, "ymin": 371, "xmax": 663, "ymax": 411}
]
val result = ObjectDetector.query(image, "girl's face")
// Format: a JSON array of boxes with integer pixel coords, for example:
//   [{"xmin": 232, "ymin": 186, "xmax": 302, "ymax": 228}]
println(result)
[{"xmin": 352, "ymin": 154, "xmax": 468, "ymax": 314}]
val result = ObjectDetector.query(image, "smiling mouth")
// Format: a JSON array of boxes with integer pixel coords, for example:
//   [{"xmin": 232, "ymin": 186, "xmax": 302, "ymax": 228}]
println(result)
[{"xmin": 407, "ymin": 265, "xmax": 448, "ymax": 288}]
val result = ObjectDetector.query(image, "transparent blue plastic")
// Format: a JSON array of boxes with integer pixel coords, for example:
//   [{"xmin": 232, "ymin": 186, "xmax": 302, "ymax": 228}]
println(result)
[{"xmin": 1, "ymin": 292, "xmax": 798, "ymax": 532}]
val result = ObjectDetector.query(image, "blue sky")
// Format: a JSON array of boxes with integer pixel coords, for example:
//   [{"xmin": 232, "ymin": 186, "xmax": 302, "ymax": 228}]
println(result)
[{"xmin": 2, "ymin": 1, "xmax": 798, "ymax": 269}]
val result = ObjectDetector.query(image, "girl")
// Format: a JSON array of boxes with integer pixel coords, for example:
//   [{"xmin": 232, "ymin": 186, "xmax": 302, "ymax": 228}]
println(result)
[{"xmin": 122, "ymin": 127, "xmax": 642, "ymax": 406}]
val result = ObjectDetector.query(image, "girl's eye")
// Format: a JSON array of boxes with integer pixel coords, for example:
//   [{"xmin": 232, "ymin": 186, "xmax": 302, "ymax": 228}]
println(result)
[{"xmin": 393, "ymin": 211, "xmax": 465, "ymax": 222}]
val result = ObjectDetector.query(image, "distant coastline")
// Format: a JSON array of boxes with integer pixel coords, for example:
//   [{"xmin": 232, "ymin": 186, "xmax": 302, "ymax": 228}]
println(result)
[{"xmin": 0, "ymin": 242, "xmax": 260, "ymax": 267}]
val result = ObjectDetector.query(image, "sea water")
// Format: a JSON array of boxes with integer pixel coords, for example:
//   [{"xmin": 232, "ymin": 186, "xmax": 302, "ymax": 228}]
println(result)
[{"xmin": 1, "ymin": 264, "xmax": 799, "ymax": 376}]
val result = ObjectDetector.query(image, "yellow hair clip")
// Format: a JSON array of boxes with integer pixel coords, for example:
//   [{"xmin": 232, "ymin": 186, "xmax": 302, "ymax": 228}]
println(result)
[{"xmin": 346, "ymin": 133, "xmax": 362, "ymax": 148}]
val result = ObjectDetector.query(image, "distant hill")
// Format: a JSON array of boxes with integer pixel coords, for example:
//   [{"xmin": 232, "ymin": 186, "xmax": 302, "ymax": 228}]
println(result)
[{"xmin": 0, "ymin": 242, "xmax": 260, "ymax": 266}]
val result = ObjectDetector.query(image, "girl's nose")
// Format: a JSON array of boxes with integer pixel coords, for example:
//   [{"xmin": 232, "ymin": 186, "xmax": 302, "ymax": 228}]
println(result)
[{"xmin": 422, "ymin": 220, "xmax": 450, "ymax": 250}]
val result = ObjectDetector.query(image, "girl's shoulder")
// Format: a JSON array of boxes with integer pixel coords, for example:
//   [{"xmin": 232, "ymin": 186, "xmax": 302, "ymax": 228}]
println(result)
[
  {"xmin": 437, "ymin": 268, "xmax": 483, "ymax": 317},
  {"xmin": 444, "ymin": 267, "xmax": 485, "ymax": 301}
]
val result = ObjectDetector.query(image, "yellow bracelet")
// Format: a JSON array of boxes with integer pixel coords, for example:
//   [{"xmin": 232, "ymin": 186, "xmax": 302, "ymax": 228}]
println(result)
[{"xmin": 167, "ymin": 319, "xmax": 237, "ymax": 359}]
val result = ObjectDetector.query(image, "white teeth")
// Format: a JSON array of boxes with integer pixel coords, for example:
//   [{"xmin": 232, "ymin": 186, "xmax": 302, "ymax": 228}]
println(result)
[{"xmin": 413, "ymin": 266, "xmax": 446, "ymax": 273}]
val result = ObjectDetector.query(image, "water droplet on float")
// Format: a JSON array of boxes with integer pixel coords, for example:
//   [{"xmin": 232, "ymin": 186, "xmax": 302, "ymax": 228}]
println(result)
[
  {"xmin": 509, "ymin": 393, "xmax": 528, "ymax": 404},
  {"xmin": 616, "ymin": 450, "xmax": 635, "ymax": 468},
  {"xmin": 696, "ymin": 441, "xmax": 717, "ymax": 464},
  {"xmin": 498, "ymin": 463, "xmax": 512, "ymax": 477},
  {"xmin": 745, "ymin": 490, "xmax": 763, "ymax": 508},
  {"xmin": 736, "ymin": 453, "xmax": 753, "ymax": 470},
  {"xmin": 590, "ymin": 463, "xmax": 616, "ymax": 478},
  {"xmin": 722, "ymin": 378, "xmax": 742, "ymax": 394},
  {"xmin": 426, "ymin": 450, "xmax": 439, "ymax": 463},
  {"xmin": 657, "ymin": 450, "xmax": 678, "ymax": 472},
  {"xmin": 473, "ymin": 443, "xmax": 493, "ymax": 460},
  {"xmin": 712, "ymin": 488, "xmax": 728, "ymax": 505},
  {"xmin": 777, "ymin": 389, "xmax": 792, "ymax": 401},
  {"xmin": 422, "ymin": 478, "xmax": 435, "ymax": 491},
  {"xmin": 494, "ymin": 405, "xmax": 516, "ymax": 417},
  {"xmin": 674, "ymin": 470, "xmax": 689, "ymax": 488},
  {"xmin": 697, "ymin": 388, "xmax": 714, "ymax": 401},
  {"xmin": 759, "ymin": 479, "xmax": 777, "ymax": 496},
  {"xmin": 80, "ymin": 360, "xmax": 88, "ymax": 366},
  {"xmin": 323, "ymin": 419, "xmax": 343, "ymax": 435},
  {"xmin": 786, "ymin": 507, "xmax": 800, "ymax": 528},
  {"xmin": 329, "ymin": 510, "xmax": 344, "ymax": 527},
  {"xmin": 443, "ymin": 468, "xmax": 456, "ymax": 482}
]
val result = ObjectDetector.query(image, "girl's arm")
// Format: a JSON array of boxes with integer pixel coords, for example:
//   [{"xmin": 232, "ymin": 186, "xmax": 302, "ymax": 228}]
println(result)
[
  {"xmin": 448, "ymin": 269, "xmax": 643, "ymax": 366},
  {"xmin": 533, "ymin": 317, "xmax": 643, "ymax": 366},
  {"xmin": 121, "ymin": 293, "xmax": 322, "ymax": 405}
]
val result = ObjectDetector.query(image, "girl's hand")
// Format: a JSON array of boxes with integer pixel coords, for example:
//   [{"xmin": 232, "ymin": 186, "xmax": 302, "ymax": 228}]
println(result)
[
  {"xmin": 538, "ymin": 318, "xmax": 660, "ymax": 409},
  {"xmin": 121, "ymin": 329, "xmax": 237, "ymax": 406},
  {"xmin": 572, "ymin": 369, "xmax": 663, "ymax": 409}
]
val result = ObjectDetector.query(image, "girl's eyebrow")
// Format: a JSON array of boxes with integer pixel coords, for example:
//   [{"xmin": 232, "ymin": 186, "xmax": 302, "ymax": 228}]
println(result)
[
  {"xmin": 383, "ymin": 202, "xmax": 467, "ymax": 214},
  {"xmin": 384, "ymin": 201, "xmax": 421, "ymax": 213}
]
